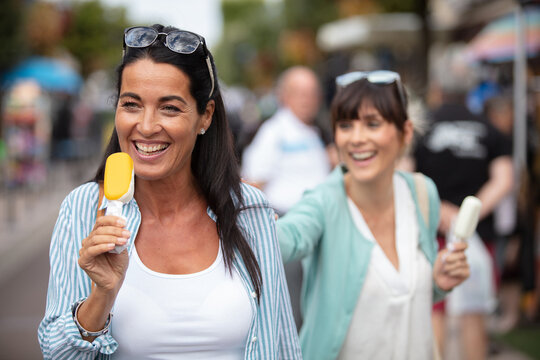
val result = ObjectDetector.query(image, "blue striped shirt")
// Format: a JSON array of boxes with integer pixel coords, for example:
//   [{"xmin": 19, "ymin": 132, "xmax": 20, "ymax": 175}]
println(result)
[{"xmin": 38, "ymin": 181, "xmax": 302, "ymax": 359}]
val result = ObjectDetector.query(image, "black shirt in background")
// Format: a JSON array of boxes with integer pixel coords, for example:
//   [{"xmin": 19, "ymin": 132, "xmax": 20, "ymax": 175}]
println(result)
[{"xmin": 414, "ymin": 102, "xmax": 512, "ymax": 241}]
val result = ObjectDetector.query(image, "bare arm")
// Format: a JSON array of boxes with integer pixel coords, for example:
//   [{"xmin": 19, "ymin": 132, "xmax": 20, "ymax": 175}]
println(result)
[{"xmin": 475, "ymin": 155, "xmax": 513, "ymax": 220}]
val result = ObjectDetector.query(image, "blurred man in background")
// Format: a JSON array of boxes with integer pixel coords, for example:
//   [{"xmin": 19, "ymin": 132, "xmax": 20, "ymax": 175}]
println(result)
[
  {"xmin": 241, "ymin": 66, "xmax": 332, "ymax": 329},
  {"xmin": 242, "ymin": 66, "xmax": 332, "ymax": 215}
]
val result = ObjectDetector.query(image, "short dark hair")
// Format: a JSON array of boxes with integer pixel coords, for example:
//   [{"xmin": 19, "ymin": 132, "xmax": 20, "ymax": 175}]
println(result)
[
  {"xmin": 330, "ymin": 79, "xmax": 409, "ymax": 134},
  {"xmin": 93, "ymin": 24, "xmax": 262, "ymax": 300}
]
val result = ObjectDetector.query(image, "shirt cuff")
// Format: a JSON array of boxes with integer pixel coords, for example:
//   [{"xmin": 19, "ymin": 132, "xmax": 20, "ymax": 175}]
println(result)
[{"xmin": 63, "ymin": 300, "xmax": 118, "ymax": 355}]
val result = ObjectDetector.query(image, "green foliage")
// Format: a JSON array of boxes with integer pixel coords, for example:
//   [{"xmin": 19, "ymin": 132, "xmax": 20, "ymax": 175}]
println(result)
[
  {"xmin": 495, "ymin": 326, "xmax": 540, "ymax": 359},
  {"xmin": 215, "ymin": 1, "xmax": 283, "ymax": 85},
  {"xmin": 283, "ymin": 0, "xmax": 338, "ymax": 30},
  {"xmin": 377, "ymin": 0, "xmax": 424, "ymax": 14},
  {"xmin": 222, "ymin": 0, "xmax": 267, "ymax": 22},
  {"xmin": 0, "ymin": 0, "xmax": 25, "ymax": 74},
  {"xmin": 62, "ymin": 0, "xmax": 130, "ymax": 77}
]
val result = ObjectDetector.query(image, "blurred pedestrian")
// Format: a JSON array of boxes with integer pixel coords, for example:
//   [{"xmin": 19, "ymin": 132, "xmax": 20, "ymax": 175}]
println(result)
[
  {"xmin": 413, "ymin": 47, "xmax": 513, "ymax": 359},
  {"xmin": 50, "ymin": 92, "xmax": 74, "ymax": 160},
  {"xmin": 241, "ymin": 66, "xmax": 332, "ymax": 215},
  {"xmin": 277, "ymin": 70, "xmax": 470, "ymax": 359},
  {"xmin": 38, "ymin": 24, "xmax": 301, "ymax": 359},
  {"xmin": 481, "ymin": 95, "xmax": 524, "ymax": 335},
  {"xmin": 241, "ymin": 65, "xmax": 332, "ymax": 328}
]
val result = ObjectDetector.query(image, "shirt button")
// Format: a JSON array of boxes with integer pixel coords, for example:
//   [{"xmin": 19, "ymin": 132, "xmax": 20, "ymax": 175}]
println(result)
[
  {"xmin": 251, "ymin": 336, "xmax": 258, "ymax": 343},
  {"xmin": 251, "ymin": 291, "xmax": 257, "ymax": 298},
  {"xmin": 105, "ymin": 346, "xmax": 111, "ymax": 352}
]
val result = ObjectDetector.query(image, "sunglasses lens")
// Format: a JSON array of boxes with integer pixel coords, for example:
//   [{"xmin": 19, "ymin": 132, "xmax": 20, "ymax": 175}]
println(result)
[
  {"xmin": 125, "ymin": 27, "xmax": 158, "ymax": 48},
  {"xmin": 166, "ymin": 31, "xmax": 201, "ymax": 54},
  {"xmin": 367, "ymin": 71, "xmax": 399, "ymax": 84},
  {"xmin": 336, "ymin": 72, "xmax": 366, "ymax": 88}
]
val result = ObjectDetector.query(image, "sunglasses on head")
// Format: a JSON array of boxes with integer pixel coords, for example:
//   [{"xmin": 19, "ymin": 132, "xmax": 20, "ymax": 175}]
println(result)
[
  {"xmin": 335, "ymin": 70, "xmax": 407, "ymax": 110},
  {"xmin": 123, "ymin": 26, "xmax": 215, "ymax": 99}
]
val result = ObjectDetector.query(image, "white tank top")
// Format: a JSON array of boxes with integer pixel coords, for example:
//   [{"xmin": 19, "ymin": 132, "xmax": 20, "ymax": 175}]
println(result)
[{"xmin": 111, "ymin": 243, "xmax": 253, "ymax": 359}]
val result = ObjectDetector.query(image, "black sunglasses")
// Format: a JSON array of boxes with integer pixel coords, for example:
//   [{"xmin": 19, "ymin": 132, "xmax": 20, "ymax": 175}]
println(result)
[
  {"xmin": 335, "ymin": 70, "xmax": 407, "ymax": 111},
  {"xmin": 123, "ymin": 26, "xmax": 215, "ymax": 99}
]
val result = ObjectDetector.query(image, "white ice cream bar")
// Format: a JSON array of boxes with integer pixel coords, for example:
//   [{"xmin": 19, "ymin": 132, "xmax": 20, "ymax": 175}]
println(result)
[{"xmin": 453, "ymin": 196, "xmax": 482, "ymax": 241}]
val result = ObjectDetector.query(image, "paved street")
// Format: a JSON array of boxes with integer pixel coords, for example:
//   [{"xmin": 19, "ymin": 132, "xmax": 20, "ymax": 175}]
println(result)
[
  {"xmin": 0, "ymin": 241, "xmax": 49, "ymax": 359},
  {"xmin": 0, "ymin": 160, "xmax": 93, "ymax": 360}
]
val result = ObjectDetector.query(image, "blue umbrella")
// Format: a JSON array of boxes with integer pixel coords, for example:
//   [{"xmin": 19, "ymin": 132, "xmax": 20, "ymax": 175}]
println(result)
[{"xmin": 2, "ymin": 56, "xmax": 83, "ymax": 94}]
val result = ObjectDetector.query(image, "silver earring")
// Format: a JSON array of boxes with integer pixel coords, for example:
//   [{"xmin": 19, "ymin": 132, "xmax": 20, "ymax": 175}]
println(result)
[{"xmin": 200, "ymin": 128, "xmax": 206, "ymax": 135}]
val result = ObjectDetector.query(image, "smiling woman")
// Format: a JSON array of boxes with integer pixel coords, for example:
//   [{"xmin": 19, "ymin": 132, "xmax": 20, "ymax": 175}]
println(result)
[
  {"xmin": 115, "ymin": 59, "xmax": 212, "ymax": 182},
  {"xmin": 277, "ymin": 70, "xmax": 471, "ymax": 359},
  {"xmin": 37, "ymin": 24, "xmax": 301, "ymax": 360}
]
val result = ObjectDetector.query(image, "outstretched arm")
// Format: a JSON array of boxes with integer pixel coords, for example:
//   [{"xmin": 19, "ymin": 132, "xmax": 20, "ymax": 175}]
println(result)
[
  {"xmin": 277, "ymin": 191, "xmax": 325, "ymax": 263},
  {"xmin": 475, "ymin": 155, "xmax": 513, "ymax": 220}
]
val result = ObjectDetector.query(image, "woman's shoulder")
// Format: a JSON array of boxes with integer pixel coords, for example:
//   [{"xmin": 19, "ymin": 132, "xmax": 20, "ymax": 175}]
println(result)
[
  {"xmin": 62, "ymin": 181, "xmax": 99, "ymax": 207},
  {"xmin": 239, "ymin": 182, "xmax": 270, "ymax": 208}
]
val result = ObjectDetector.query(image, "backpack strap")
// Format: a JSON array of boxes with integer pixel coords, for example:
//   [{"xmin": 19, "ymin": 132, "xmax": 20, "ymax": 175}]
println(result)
[{"xmin": 413, "ymin": 172, "xmax": 429, "ymax": 227}]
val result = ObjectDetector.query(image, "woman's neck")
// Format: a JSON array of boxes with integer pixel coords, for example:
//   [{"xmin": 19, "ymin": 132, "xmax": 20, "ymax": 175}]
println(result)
[
  {"xmin": 344, "ymin": 171, "xmax": 395, "ymax": 215},
  {"xmin": 134, "ymin": 172, "xmax": 205, "ymax": 220}
]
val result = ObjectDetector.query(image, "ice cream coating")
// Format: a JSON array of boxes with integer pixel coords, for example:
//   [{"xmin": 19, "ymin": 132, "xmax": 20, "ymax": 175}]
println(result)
[
  {"xmin": 104, "ymin": 152, "xmax": 134, "ymax": 202},
  {"xmin": 454, "ymin": 196, "xmax": 482, "ymax": 240}
]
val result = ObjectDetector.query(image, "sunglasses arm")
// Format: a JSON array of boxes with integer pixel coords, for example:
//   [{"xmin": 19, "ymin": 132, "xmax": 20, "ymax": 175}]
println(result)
[{"xmin": 206, "ymin": 56, "xmax": 215, "ymax": 99}]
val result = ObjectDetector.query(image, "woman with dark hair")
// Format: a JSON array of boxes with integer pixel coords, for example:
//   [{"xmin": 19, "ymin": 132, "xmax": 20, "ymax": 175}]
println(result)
[
  {"xmin": 277, "ymin": 71, "xmax": 470, "ymax": 359},
  {"xmin": 38, "ymin": 24, "xmax": 301, "ymax": 359}
]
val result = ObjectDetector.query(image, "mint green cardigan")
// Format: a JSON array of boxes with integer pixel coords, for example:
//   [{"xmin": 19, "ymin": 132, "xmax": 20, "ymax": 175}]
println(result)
[{"xmin": 277, "ymin": 166, "xmax": 445, "ymax": 360}]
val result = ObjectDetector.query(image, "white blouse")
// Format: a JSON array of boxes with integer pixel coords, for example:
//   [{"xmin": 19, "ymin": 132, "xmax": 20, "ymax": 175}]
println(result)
[
  {"xmin": 112, "ymin": 243, "xmax": 253, "ymax": 360},
  {"xmin": 338, "ymin": 174, "xmax": 434, "ymax": 360}
]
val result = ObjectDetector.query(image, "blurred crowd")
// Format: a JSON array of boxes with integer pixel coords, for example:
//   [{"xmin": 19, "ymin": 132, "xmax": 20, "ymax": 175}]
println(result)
[{"xmin": 0, "ymin": 1, "xmax": 539, "ymax": 359}]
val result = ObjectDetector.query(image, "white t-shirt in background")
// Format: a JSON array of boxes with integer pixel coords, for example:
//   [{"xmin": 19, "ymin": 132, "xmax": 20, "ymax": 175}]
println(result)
[{"xmin": 242, "ymin": 108, "xmax": 330, "ymax": 214}]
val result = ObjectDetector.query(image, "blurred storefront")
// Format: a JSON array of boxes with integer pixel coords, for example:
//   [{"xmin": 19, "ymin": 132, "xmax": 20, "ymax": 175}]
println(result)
[
  {"xmin": 1, "ymin": 80, "xmax": 50, "ymax": 189},
  {"xmin": 1, "ymin": 56, "xmax": 83, "ymax": 189}
]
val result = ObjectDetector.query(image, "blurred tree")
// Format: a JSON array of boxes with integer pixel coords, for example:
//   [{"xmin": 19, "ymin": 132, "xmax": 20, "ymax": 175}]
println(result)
[
  {"xmin": 377, "ymin": 0, "xmax": 422, "ymax": 12},
  {"xmin": 0, "ymin": 0, "xmax": 25, "ymax": 139},
  {"xmin": 62, "ymin": 0, "xmax": 130, "ymax": 77},
  {"xmin": 215, "ymin": 0, "xmax": 283, "ymax": 89},
  {"xmin": 24, "ymin": 2, "xmax": 64, "ymax": 57},
  {"xmin": 0, "ymin": 0, "xmax": 25, "ymax": 75},
  {"xmin": 283, "ymin": 0, "xmax": 338, "ymax": 30},
  {"xmin": 216, "ymin": 0, "xmax": 340, "ymax": 89}
]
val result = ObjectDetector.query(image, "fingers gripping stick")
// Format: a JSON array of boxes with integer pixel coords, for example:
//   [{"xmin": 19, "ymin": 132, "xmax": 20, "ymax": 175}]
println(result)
[{"xmin": 104, "ymin": 152, "xmax": 134, "ymax": 254}]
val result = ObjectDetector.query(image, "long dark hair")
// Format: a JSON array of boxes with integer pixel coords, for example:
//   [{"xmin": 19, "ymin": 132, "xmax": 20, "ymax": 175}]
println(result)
[{"xmin": 93, "ymin": 24, "xmax": 262, "ymax": 300}]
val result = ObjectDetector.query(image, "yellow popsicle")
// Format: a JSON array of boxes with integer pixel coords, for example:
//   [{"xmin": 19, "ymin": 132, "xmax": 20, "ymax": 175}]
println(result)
[
  {"xmin": 104, "ymin": 152, "xmax": 134, "ymax": 202},
  {"xmin": 104, "ymin": 152, "xmax": 134, "ymax": 254}
]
